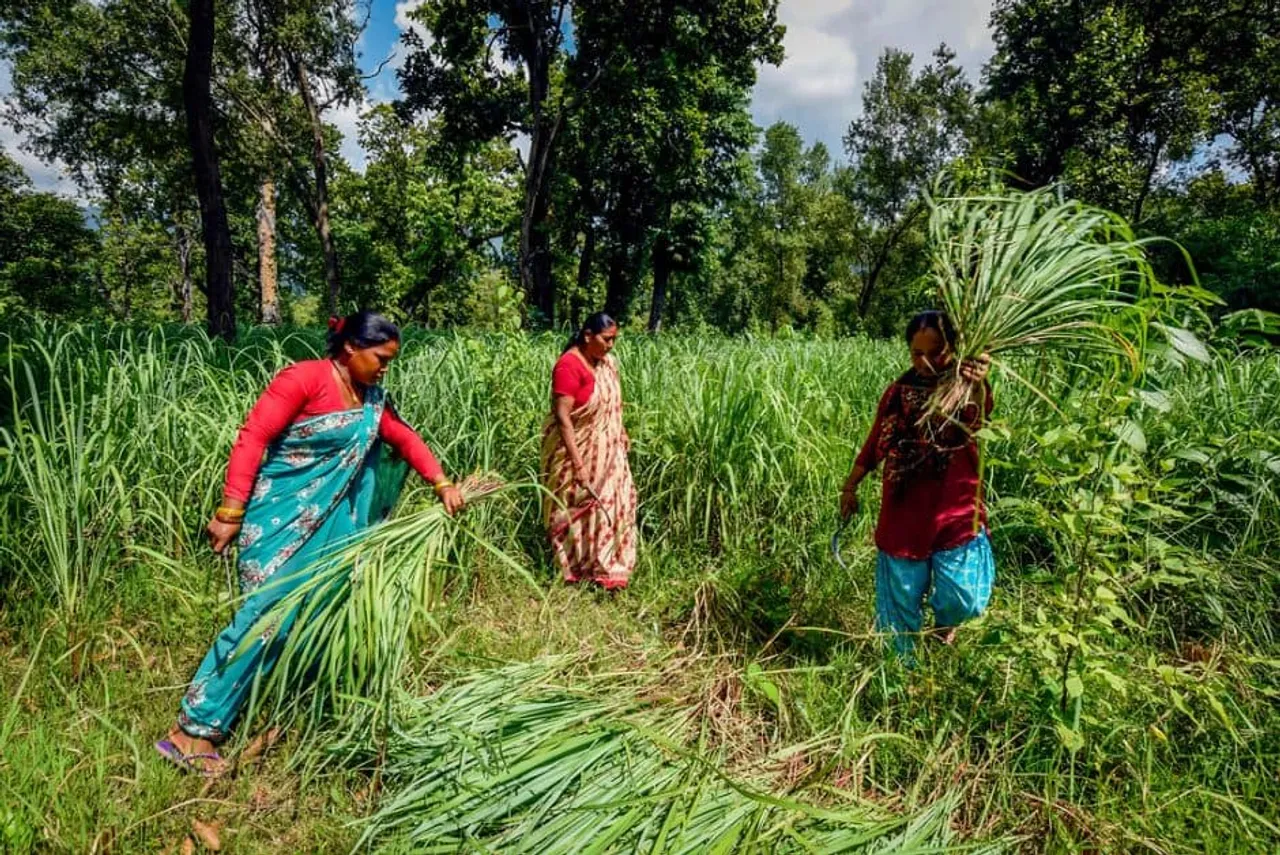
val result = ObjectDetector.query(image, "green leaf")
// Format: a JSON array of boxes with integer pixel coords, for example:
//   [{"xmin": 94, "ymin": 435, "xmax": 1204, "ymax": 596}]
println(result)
[
  {"xmin": 1136, "ymin": 388, "xmax": 1171, "ymax": 413},
  {"xmin": 1065, "ymin": 675, "xmax": 1084, "ymax": 699},
  {"xmin": 1055, "ymin": 723, "xmax": 1085, "ymax": 753},
  {"xmin": 1114, "ymin": 420, "xmax": 1147, "ymax": 453},
  {"xmin": 1156, "ymin": 323, "xmax": 1213, "ymax": 364}
]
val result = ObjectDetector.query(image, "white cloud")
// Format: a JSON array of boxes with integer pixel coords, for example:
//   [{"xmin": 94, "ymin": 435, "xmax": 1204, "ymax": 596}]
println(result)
[
  {"xmin": 1, "ymin": 59, "xmax": 81, "ymax": 196},
  {"xmin": 391, "ymin": 0, "xmax": 432, "ymax": 71},
  {"xmin": 751, "ymin": 0, "xmax": 996, "ymax": 157},
  {"xmin": 394, "ymin": 0, "xmax": 429, "ymax": 41},
  {"xmin": 328, "ymin": 96, "xmax": 374, "ymax": 172}
]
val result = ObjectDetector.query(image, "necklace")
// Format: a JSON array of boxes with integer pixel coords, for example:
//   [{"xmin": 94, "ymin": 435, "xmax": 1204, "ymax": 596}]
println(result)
[{"xmin": 332, "ymin": 360, "xmax": 360, "ymax": 406}]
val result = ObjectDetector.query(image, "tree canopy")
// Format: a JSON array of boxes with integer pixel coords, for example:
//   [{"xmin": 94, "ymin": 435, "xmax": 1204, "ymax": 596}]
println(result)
[{"xmin": 1, "ymin": 0, "xmax": 1277, "ymax": 333}]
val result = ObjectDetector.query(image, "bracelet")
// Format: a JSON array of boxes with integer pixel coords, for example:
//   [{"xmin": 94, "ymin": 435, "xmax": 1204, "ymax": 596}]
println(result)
[
  {"xmin": 215, "ymin": 506, "xmax": 245, "ymax": 522},
  {"xmin": 433, "ymin": 479, "xmax": 454, "ymax": 496}
]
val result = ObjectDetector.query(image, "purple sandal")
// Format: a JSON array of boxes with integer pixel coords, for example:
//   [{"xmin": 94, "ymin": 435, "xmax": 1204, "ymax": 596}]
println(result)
[{"xmin": 154, "ymin": 739, "xmax": 226, "ymax": 778}]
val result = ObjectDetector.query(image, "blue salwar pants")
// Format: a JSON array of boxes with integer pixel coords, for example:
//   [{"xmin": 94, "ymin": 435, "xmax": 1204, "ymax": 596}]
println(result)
[{"xmin": 875, "ymin": 530, "xmax": 994, "ymax": 657}]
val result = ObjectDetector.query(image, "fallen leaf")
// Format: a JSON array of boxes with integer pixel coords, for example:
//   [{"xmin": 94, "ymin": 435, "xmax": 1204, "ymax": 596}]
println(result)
[
  {"xmin": 239, "ymin": 726, "xmax": 283, "ymax": 765},
  {"xmin": 191, "ymin": 819, "xmax": 221, "ymax": 851},
  {"xmin": 249, "ymin": 785, "xmax": 273, "ymax": 812},
  {"xmin": 180, "ymin": 837, "xmax": 195, "ymax": 855}
]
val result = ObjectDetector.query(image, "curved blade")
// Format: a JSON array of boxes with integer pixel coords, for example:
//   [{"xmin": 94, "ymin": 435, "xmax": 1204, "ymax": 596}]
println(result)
[{"xmin": 830, "ymin": 518, "xmax": 851, "ymax": 572}]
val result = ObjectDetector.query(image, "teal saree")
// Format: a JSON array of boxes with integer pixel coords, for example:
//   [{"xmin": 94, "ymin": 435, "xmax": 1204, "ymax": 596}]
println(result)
[{"xmin": 179, "ymin": 386, "xmax": 405, "ymax": 741}]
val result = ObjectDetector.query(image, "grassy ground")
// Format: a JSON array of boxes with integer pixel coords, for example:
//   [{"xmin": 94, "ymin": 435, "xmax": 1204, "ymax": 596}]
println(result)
[{"xmin": 1, "ymin": 323, "xmax": 1277, "ymax": 852}]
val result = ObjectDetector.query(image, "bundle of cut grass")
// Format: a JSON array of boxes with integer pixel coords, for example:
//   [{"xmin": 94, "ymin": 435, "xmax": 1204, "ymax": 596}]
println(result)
[
  {"xmin": 235, "ymin": 474, "xmax": 533, "ymax": 726},
  {"xmin": 356, "ymin": 658, "xmax": 1002, "ymax": 854},
  {"xmin": 924, "ymin": 182, "xmax": 1163, "ymax": 419}
]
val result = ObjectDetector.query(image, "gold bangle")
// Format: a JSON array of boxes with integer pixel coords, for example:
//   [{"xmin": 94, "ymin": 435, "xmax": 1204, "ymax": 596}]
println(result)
[
  {"xmin": 433, "ymin": 479, "xmax": 454, "ymax": 496},
  {"xmin": 216, "ymin": 506, "xmax": 245, "ymax": 520}
]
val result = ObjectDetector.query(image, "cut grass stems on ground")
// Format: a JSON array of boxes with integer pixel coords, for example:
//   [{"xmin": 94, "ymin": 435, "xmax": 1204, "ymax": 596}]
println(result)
[{"xmin": 232, "ymin": 474, "xmax": 538, "ymax": 732}]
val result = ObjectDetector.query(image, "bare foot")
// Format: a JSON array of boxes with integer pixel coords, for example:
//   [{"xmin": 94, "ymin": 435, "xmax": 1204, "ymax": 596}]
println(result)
[{"xmin": 165, "ymin": 725, "xmax": 229, "ymax": 776}]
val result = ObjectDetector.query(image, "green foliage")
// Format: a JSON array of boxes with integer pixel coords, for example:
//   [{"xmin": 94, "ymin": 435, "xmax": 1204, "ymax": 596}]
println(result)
[
  {"xmin": 842, "ymin": 45, "xmax": 974, "ymax": 324},
  {"xmin": 0, "ymin": 154, "xmax": 99, "ymax": 318},
  {"xmin": 1144, "ymin": 173, "xmax": 1280, "ymax": 313},
  {"xmin": 924, "ymin": 181, "xmax": 1167, "ymax": 416},
  {"xmin": 0, "ymin": 323, "xmax": 1277, "ymax": 851}
]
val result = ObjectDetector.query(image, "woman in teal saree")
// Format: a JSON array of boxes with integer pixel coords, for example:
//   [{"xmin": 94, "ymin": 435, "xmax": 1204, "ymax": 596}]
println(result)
[{"xmin": 155, "ymin": 312, "xmax": 462, "ymax": 776}]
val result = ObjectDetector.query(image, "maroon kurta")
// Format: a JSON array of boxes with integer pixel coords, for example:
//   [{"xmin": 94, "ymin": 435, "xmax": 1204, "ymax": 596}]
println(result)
[{"xmin": 855, "ymin": 373, "xmax": 993, "ymax": 560}]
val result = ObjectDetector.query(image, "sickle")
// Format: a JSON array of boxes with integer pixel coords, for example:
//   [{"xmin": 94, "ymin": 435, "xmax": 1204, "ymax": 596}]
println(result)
[{"xmin": 830, "ymin": 517, "xmax": 851, "ymax": 572}]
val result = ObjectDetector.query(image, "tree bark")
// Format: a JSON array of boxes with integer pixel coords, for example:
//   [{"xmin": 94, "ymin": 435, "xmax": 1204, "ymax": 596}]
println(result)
[
  {"xmin": 293, "ymin": 58, "xmax": 341, "ymax": 316},
  {"xmin": 183, "ymin": 0, "xmax": 235, "ymax": 340},
  {"xmin": 513, "ymin": 0, "xmax": 568, "ymax": 328},
  {"xmin": 521, "ymin": 111, "xmax": 557, "ymax": 325},
  {"xmin": 575, "ymin": 221, "xmax": 596, "ymax": 316},
  {"xmin": 1130, "ymin": 137, "xmax": 1164, "ymax": 225},
  {"xmin": 257, "ymin": 176, "xmax": 280, "ymax": 324},
  {"xmin": 648, "ymin": 237, "xmax": 672, "ymax": 333},
  {"xmin": 603, "ymin": 187, "xmax": 641, "ymax": 319},
  {"xmin": 175, "ymin": 226, "xmax": 194, "ymax": 323},
  {"xmin": 604, "ymin": 243, "xmax": 631, "ymax": 319}
]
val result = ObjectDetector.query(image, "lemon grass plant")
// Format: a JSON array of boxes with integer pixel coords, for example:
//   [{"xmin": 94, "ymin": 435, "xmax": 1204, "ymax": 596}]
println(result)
[
  {"xmin": 924, "ymin": 182, "xmax": 1164, "ymax": 418},
  {"xmin": 234, "ymin": 474, "xmax": 535, "ymax": 727}
]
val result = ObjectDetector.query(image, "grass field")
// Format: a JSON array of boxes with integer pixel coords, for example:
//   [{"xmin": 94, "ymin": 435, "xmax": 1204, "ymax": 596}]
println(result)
[{"xmin": 1, "ymin": 322, "xmax": 1277, "ymax": 853}]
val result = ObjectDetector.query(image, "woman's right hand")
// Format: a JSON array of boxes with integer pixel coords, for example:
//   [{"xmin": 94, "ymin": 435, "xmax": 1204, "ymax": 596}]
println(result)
[
  {"xmin": 437, "ymin": 484, "xmax": 465, "ymax": 516},
  {"xmin": 839, "ymin": 476, "xmax": 861, "ymax": 521},
  {"xmin": 572, "ymin": 465, "xmax": 594, "ymax": 502},
  {"xmin": 206, "ymin": 518, "xmax": 241, "ymax": 554}
]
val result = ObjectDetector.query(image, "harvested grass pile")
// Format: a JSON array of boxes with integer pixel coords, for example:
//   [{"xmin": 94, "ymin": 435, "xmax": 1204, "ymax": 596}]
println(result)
[{"xmin": 354, "ymin": 658, "xmax": 1000, "ymax": 854}]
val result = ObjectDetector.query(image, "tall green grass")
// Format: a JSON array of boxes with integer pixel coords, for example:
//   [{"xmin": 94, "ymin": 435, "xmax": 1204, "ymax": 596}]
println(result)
[{"xmin": 1, "ymin": 320, "xmax": 1277, "ymax": 852}]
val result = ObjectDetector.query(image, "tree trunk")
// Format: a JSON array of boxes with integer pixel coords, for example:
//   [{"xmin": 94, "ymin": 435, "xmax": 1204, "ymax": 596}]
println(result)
[
  {"xmin": 183, "ymin": 0, "xmax": 235, "ymax": 340},
  {"xmin": 603, "ymin": 188, "xmax": 639, "ymax": 319},
  {"xmin": 575, "ymin": 221, "xmax": 596, "ymax": 314},
  {"xmin": 293, "ymin": 59, "xmax": 341, "ymax": 316},
  {"xmin": 857, "ymin": 206, "xmax": 923, "ymax": 317},
  {"xmin": 176, "ymin": 226, "xmax": 194, "ymax": 323},
  {"xmin": 648, "ymin": 238, "xmax": 671, "ymax": 333},
  {"xmin": 604, "ymin": 245, "xmax": 630, "ymax": 319},
  {"xmin": 515, "ymin": 5, "xmax": 567, "ymax": 329},
  {"xmin": 521, "ymin": 111, "xmax": 557, "ymax": 325},
  {"xmin": 1130, "ymin": 138, "xmax": 1164, "ymax": 225},
  {"xmin": 258, "ymin": 176, "xmax": 280, "ymax": 324}
]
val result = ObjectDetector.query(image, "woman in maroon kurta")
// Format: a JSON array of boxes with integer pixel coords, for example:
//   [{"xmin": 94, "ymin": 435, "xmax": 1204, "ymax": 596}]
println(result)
[{"xmin": 841, "ymin": 310, "xmax": 993, "ymax": 655}]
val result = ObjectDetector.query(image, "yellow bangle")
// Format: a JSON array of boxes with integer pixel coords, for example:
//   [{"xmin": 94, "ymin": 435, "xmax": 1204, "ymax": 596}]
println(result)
[
  {"xmin": 216, "ymin": 506, "xmax": 245, "ymax": 521},
  {"xmin": 433, "ymin": 479, "xmax": 454, "ymax": 496}
]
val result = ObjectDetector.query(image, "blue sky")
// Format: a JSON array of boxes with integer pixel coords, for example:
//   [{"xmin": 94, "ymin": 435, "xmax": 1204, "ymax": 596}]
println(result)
[{"xmin": 3, "ymin": 0, "xmax": 999, "ymax": 194}]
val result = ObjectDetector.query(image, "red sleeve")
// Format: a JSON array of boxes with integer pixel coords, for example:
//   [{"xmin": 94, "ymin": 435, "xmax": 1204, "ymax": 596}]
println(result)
[
  {"xmin": 379, "ymin": 405, "xmax": 445, "ymax": 484},
  {"xmin": 224, "ymin": 363, "xmax": 313, "ymax": 502},
  {"xmin": 552, "ymin": 355, "xmax": 593, "ymax": 406},
  {"xmin": 854, "ymin": 384, "xmax": 895, "ymax": 471}
]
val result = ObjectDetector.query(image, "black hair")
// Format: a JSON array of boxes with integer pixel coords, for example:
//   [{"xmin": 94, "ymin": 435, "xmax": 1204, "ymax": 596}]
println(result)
[
  {"xmin": 563, "ymin": 311, "xmax": 617, "ymax": 353},
  {"xmin": 326, "ymin": 310, "xmax": 400, "ymax": 357},
  {"xmin": 904, "ymin": 310, "xmax": 956, "ymax": 349}
]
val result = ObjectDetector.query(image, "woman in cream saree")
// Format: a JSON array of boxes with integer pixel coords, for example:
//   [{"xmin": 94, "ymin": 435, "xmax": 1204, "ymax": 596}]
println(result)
[{"xmin": 542, "ymin": 313, "xmax": 637, "ymax": 589}]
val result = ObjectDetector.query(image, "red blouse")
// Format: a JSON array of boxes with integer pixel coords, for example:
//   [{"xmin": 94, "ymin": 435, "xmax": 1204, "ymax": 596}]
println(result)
[
  {"xmin": 552, "ymin": 350, "xmax": 595, "ymax": 408},
  {"xmin": 855, "ymin": 380, "xmax": 993, "ymax": 560},
  {"xmin": 224, "ymin": 359, "xmax": 445, "ymax": 503}
]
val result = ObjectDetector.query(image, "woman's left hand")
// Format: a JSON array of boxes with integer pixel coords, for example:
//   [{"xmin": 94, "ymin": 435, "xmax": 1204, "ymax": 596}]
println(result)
[
  {"xmin": 437, "ymin": 484, "xmax": 465, "ymax": 516},
  {"xmin": 960, "ymin": 353, "xmax": 992, "ymax": 383}
]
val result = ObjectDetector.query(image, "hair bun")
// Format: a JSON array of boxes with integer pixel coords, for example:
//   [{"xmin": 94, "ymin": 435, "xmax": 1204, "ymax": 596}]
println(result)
[{"xmin": 328, "ymin": 316, "xmax": 346, "ymax": 333}]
